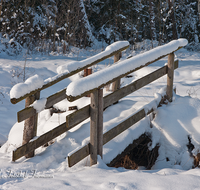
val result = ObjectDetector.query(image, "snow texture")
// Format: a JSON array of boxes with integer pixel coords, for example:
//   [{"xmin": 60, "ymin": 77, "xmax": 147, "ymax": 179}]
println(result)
[
  {"xmin": 56, "ymin": 41, "xmax": 129, "ymax": 75},
  {"xmin": 10, "ymin": 74, "xmax": 44, "ymax": 99},
  {"xmin": 31, "ymin": 98, "xmax": 47, "ymax": 113},
  {"xmin": 66, "ymin": 39, "xmax": 188, "ymax": 97}
]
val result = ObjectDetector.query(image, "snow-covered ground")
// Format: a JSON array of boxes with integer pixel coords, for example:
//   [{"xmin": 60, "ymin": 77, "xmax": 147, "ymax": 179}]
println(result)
[{"xmin": 0, "ymin": 44, "xmax": 200, "ymax": 189}]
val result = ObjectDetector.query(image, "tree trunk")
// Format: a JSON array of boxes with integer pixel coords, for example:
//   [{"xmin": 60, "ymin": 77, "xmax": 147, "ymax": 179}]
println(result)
[
  {"xmin": 79, "ymin": 0, "xmax": 95, "ymax": 46},
  {"xmin": 198, "ymin": 0, "xmax": 200, "ymax": 21},
  {"xmin": 149, "ymin": 0, "xmax": 157, "ymax": 43},
  {"xmin": 168, "ymin": 0, "xmax": 177, "ymax": 40}
]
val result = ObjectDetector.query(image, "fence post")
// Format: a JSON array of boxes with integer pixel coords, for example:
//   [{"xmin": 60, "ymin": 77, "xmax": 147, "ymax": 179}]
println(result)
[
  {"xmin": 112, "ymin": 52, "xmax": 122, "ymax": 92},
  {"xmin": 84, "ymin": 68, "xmax": 92, "ymax": 77},
  {"xmin": 97, "ymin": 89, "xmax": 103, "ymax": 158},
  {"xmin": 22, "ymin": 91, "xmax": 40, "ymax": 158},
  {"xmin": 90, "ymin": 88, "xmax": 104, "ymax": 165},
  {"xmin": 84, "ymin": 68, "xmax": 92, "ymax": 97},
  {"xmin": 90, "ymin": 90, "xmax": 98, "ymax": 165},
  {"xmin": 166, "ymin": 53, "xmax": 174, "ymax": 102}
]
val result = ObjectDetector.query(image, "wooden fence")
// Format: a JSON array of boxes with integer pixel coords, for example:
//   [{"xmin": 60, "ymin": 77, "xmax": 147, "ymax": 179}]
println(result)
[{"xmin": 11, "ymin": 40, "xmax": 185, "ymax": 167}]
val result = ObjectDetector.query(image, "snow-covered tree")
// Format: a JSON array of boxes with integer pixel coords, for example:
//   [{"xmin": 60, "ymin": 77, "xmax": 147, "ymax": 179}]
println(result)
[{"xmin": 0, "ymin": 0, "xmax": 200, "ymax": 54}]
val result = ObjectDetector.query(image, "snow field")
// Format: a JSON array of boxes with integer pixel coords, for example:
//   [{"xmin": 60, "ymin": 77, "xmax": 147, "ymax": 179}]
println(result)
[{"xmin": 0, "ymin": 43, "xmax": 200, "ymax": 189}]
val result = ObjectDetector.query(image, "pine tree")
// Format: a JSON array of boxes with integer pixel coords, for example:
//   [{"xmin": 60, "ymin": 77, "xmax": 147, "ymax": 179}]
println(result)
[{"xmin": 1, "ymin": 0, "xmax": 200, "ymax": 54}]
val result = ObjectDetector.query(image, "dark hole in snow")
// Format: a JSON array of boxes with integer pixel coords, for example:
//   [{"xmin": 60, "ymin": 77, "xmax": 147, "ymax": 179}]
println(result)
[
  {"xmin": 187, "ymin": 135, "xmax": 194, "ymax": 153},
  {"xmin": 186, "ymin": 136, "xmax": 200, "ymax": 168},
  {"xmin": 107, "ymin": 133, "xmax": 159, "ymax": 170}
]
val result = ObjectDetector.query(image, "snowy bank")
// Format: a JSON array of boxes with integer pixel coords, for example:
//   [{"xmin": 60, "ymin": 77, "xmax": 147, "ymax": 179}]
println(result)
[{"xmin": 66, "ymin": 39, "xmax": 188, "ymax": 97}]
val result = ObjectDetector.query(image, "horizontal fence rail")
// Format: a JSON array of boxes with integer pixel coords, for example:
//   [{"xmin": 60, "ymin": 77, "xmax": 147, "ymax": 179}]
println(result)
[
  {"xmin": 12, "ymin": 61, "xmax": 179, "ymax": 161},
  {"xmin": 18, "ymin": 88, "xmax": 67, "ymax": 122}
]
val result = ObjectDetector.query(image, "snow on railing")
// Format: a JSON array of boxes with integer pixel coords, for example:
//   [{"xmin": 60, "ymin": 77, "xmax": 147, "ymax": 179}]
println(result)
[
  {"xmin": 10, "ymin": 75, "xmax": 44, "ymax": 99},
  {"xmin": 66, "ymin": 39, "xmax": 188, "ymax": 101},
  {"xmin": 56, "ymin": 41, "xmax": 129, "ymax": 75},
  {"xmin": 10, "ymin": 41, "xmax": 129, "ymax": 104}
]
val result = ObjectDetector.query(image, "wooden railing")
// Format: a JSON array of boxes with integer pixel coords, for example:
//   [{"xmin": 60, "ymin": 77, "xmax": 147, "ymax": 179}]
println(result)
[
  {"xmin": 11, "ymin": 39, "xmax": 187, "ymax": 166},
  {"xmin": 11, "ymin": 41, "xmax": 130, "ymax": 161}
]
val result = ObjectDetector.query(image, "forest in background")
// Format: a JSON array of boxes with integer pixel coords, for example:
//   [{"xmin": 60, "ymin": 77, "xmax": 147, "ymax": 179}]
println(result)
[{"xmin": 0, "ymin": 0, "xmax": 199, "ymax": 55}]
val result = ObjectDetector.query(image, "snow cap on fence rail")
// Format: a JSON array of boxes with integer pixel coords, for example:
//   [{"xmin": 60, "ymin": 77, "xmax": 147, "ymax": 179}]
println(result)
[
  {"xmin": 56, "ymin": 41, "xmax": 129, "ymax": 74},
  {"xmin": 9, "ymin": 41, "xmax": 129, "ymax": 102},
  {"xmin": 10, "ymin": 74, "xmax": 44, "ymax": 99},
  {"xmin": 66, "ymin": 39, "xmax": 188, "ymax": 98}
]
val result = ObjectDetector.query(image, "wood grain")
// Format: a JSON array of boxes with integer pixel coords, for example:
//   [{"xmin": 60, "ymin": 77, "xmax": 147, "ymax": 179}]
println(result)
[
  {"xmin": 90, "ymin": 90, "xmax": 98, "ymax": 166},
  {"xmin": 166, "ymin": 53, "xmax": 174, "ymax": 102}
]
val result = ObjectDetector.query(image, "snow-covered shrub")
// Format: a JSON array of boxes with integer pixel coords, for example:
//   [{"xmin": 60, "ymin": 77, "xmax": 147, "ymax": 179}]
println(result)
[
  {"xmin": 133, "ymin": 40, "xmax": 159, "ymax": 51},
  {"xmin": 0, "ymin": 35, "xmax": 24, "ymax": 56},
  {"xmin": 185, "ymin": 42, "xmax": 200, "ymax": 52}
]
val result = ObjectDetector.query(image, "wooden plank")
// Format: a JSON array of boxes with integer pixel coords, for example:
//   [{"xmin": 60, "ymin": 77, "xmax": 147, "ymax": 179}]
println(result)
[
  {"xmin": 166, "ymin": 53, "xmax": 174, "ymax": 102},
  {"xmin": 45, "ymin": 88, "xmax": 67, "ymax": 108},
  {"xmin": 97, "ymin": 89, "xmax": 103, "ymax": 158},
  {"xmin": 68, "ymin": 144, "xmax": 90, "ymax": 167},
  {"xmin": 33, "ymin": 91, "xmax": 40, "ymax": 138},
  {"xmin": 103, "ymin": 109, "xmax": 146, "ymax": 145},
  {"xmin": 66, "ymin": 105, "xmax": 90, "ymax": 129},
  {"xmin": 67, "ymin": 49, "xmax": 182, "ymax": 102},
  {"xmin": 13, "ymin": 122, "xmax": 67, "ymax": 161},
  {"xmin": 103, "ymin": 60, "xmax": 178, "ymax": 109},
  {"xmin": 18, "ymin": 107, "xmax": 36, "ymax": 123},
  {"xmin": 90, "ymin": 90, "xmax": 98, "ymax": 166},
  {"xmin": 18, "ymin": 88, "xmax": 67, "ymax": 122},
  {"xmin": 11, "ymin": 45, "xmax": 129, "ymax": 104},
  {"xmin": 84, "ymin": 68, "xmax": 92, "ymax": 97}
]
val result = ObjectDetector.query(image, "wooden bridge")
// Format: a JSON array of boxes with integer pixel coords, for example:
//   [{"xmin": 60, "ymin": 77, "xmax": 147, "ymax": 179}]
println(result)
[{"xmin": 10, "ymin": 39, "xmax": 187, "ymax": 167}]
